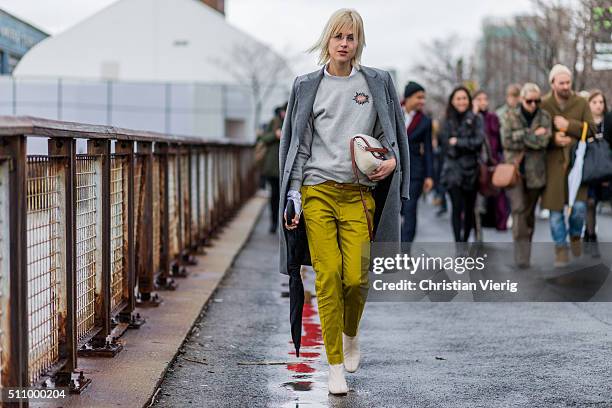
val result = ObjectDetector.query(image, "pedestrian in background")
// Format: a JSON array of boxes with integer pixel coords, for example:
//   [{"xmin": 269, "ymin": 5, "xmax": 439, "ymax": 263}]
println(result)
[
  {"xmin": 431, "ymin": 119, "xmax": 448, "ymax": 216},
  {"xmin": 474, "ymin": 90, "xmax": 509, "ymax": 232},
  {"xmin": 540, "ymin": 64, "xmax": 594, "ymax": 267},
  {"xmin": 401, "ymin": 81, "xmax": 433, "ymax": 242},
  {"xmin": 584, "ymin": 90, "xmax": 609, "ymax": 257},
  {"xmin": 496, "ymin": 83, "xmax": 522, "ymax": 119},
  {"xmin": 501, "ymin": 83, "xmax": 552, "ymax": 268},
  {"xmin": 259, "ymin": 103, "xmax": 287, "ymax": 233},
  {"xmin": 279, "ymin": 8, "xmax": 409, "ymax": 395},
  {"xmin": 439, "ymin": 86, "xmax": 485, "ymax": 242}
]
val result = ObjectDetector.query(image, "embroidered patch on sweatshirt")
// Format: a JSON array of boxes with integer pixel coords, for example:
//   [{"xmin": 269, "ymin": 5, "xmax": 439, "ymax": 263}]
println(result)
[{"xmin": 353, "ymin": 92, "xmax": 370, "ymax": 105}]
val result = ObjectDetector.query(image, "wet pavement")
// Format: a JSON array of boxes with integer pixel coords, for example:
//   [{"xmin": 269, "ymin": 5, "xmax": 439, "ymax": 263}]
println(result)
[{"xmin": 153, "ymin": 201, "xmax": 612, "ymax": 408}]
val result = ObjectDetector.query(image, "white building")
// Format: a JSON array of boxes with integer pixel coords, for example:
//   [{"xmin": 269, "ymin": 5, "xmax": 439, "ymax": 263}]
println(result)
[{"xmin": 8, "ymin": 0, "xmax": 290, "ymax": 141}]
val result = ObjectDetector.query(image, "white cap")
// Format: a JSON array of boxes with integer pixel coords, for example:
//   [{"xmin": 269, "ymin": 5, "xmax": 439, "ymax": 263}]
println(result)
[{"xmin": 549, "ymin": 64, "xmax": 572, "ymax": 84}]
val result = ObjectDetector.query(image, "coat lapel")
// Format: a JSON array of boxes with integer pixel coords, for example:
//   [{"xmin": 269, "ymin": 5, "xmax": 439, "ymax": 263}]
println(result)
[{"xmin": 361, "ymin": 67, "xmax": 396, "ymax": 152}]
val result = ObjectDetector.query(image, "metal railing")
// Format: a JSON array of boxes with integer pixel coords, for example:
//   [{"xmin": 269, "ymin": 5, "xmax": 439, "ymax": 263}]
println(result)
[{"xmin": 0, "ymin": 116, "xmax": 257, "ymax": 402}]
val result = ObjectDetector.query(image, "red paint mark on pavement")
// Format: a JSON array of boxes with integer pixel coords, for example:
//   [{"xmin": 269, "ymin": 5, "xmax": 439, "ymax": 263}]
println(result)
[
  {"xmin": 287, "ymin": 363, "xmax": 315, "ymax": 373},
  {"xmin": 289, "ymin": 351, "xmax": 320, "ymax": 358}
]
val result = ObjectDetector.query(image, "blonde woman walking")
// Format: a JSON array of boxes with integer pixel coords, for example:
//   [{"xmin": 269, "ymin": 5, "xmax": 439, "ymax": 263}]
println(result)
[{"xmin": 278, "ymin": 9, "xmax": 409, "ymax": 395}]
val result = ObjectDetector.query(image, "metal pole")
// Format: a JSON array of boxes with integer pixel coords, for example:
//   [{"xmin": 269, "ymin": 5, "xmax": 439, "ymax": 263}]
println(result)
[
  {"xmin": 80, "ymin": 139, "xmax": 122, "ymax": 356},
  {"xmin": 0, "ymin": 135, "xmax": 29, "ymax": 406},
  {"xmin": 135, "ymin": 142, "xmax": 162, "ymax": 306}
]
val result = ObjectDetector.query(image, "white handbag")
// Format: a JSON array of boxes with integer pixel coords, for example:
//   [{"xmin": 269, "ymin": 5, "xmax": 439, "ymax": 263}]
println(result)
[
  {"xmin": 349, "ymin": 134, "xmax": 389, "ymax": 242},
  {"xmin": 350, "ymin": 134, "xmax": 388, "ymax": 176}
]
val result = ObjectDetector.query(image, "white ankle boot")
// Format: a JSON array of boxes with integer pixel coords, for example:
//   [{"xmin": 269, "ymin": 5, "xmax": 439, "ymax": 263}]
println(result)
[
  {"xmin": 328, "ymin": 363, "xmax": 348, "ymax": 394},
  {"xmin": 343, "ymin": 333, "xmax": 360, "ymax": 373}
]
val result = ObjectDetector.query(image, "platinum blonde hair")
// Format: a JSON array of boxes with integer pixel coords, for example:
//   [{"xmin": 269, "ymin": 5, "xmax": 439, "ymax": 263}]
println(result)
[
  {"xmin": 520, "ymin": 83, "xmax": 541, "ymax": 98},
  {"xmin": 308, "ymin": 8, "xmax": 365, "ymax": 68}
]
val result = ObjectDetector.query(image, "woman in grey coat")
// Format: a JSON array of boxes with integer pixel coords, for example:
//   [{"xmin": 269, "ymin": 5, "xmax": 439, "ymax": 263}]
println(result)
[{"xmin": 278, "ymin": 8, "xmax": 409, "ymax": 395}]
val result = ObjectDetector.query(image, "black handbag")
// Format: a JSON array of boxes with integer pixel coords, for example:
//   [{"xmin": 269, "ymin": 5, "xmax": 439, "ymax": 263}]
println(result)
[{"xmin": 581, "ymin": 132, "xmax": 612, "ymax": 183}]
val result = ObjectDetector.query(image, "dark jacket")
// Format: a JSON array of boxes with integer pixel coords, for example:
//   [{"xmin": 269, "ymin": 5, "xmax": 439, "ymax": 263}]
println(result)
[
  {"xmin": 406, "ymin": 111, "xmax": 433, "ymax": 181},
  {"xmin": 279, "ymin": 65, "xmax": 410, "ymax": 275},
  {"xmin": 480, "ymin": 110, "xmax": 502, "ymax": 163},
  {"xmin": 439, "ymin": 111, "xmax": 485, "ymax": 190},
  {"xmin": 260, "ymin": 116, "xmax": 282, "ymax": 178},
  {"xmin": 604, "ymin": 111, "xmax": 612, "ymax": 145}
]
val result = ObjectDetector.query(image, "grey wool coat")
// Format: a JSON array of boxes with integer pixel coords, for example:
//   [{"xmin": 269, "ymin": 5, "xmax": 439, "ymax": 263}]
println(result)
[{"xmin": 278, "ymin": 65, "xmax": 410, "ymax": 275}]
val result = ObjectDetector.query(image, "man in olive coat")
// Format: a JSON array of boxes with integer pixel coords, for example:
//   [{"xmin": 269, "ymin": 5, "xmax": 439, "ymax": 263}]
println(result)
[{"xmin": 540, "ymin": 64, "xmax": 594, "ymax": 267}]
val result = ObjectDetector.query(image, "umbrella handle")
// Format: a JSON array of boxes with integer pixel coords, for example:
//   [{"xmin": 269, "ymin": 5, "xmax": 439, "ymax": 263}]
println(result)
[{"xmin": 581, "ymin": 122, "xmax": 588, "ymax": 142}]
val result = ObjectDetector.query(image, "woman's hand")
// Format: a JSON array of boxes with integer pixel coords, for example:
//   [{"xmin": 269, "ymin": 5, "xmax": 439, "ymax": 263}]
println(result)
[
  {"xmin": 368, "ymin": 157, "xmax": 396, "ymax": 181},
  {"xmin": 423, "ymin": 177, "xmax": 434, "ymax": 193},
  {"xmin": 554, "ymin": 131, "xmax": 571, "ymax": 147},
  {"xmin": 534, "ymin": 127, "xmax": 547, "ymax": 136},
  {"xmin": 448, "ymin": 137, "xmax": 458, "ymax": 146},
  {"xmin": 554, "ymin": 116, "xmax": 569, "ymax": 132},
  {"xmin": 284, "ymin": 213, "xmax": 300, "ymax": 230}
]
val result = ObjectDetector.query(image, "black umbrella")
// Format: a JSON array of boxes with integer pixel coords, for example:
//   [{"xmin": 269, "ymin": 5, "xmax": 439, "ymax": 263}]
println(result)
[{"xmin": 285, "ymin": 200, "xmax": 310, "ymax": 357}]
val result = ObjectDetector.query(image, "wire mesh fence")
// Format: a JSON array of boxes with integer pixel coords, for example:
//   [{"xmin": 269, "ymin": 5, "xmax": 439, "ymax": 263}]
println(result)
[
  {"xmin": 0, "ymin": 116, "xmax": 257, "ymax": 391},
  {"xmin": 75, "ymin": 156, "xmax": 99, "ymax": 344},
  {"xmin": 26, "ymin": 156, "xmax": 64, "ymax": 384},
  {"xmin": 167, "ymin": 155, "xmax": 180, "ymax": 259},
  {"xmin": 110, "ymin": 155, "xmax": 128, "ymax": 314}
]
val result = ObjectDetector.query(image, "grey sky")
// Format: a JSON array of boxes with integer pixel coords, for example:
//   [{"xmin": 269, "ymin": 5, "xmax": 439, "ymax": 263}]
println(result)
[{"xmin": 0, "ymin": 0, "xmax": 534, "ymax": 75}]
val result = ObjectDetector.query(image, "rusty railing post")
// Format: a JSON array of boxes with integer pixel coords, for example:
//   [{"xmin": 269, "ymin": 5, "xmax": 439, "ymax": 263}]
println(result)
[
  {"xmin": 177, "ymin": 146, "xmax": 196, "ymax": 267},
  {"xmin": 115, "ymin": 141, "xmax": 145, "ymax": 327},
  {"xmin": 0, "ymin": 134, "xmax": 29, "ymax": 402},
  {"xmin": 48, "ymin": 138, "xmax": 92, "ymax": 392},
  {"xmin": 78, "ymin": 139, "xmax": 122, "ymax": 357},
  {"xmin": 154, "ymin": 143, "xmax": 177, "ymax": 291},
  {"xmin": 135, "ymin": 142, "xmax": 162, "ymax": 307}
]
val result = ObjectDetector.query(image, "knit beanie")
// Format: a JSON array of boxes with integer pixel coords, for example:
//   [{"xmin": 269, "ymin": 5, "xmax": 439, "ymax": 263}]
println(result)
[
  {"xmin": 404, "ymin": 81, "xmax": 425, "ymax": 99},
  {"xmin": 548, "ymin": 64, "xmax": 572, "ymax": 84}
]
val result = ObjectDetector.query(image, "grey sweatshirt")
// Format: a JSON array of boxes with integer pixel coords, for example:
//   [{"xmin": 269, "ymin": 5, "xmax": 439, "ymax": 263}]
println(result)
[{"xmin": 289, "ymin": 68, "xmax": 383, "ymax": 191}]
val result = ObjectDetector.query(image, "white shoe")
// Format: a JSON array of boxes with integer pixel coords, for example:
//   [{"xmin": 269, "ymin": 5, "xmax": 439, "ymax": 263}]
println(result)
[
  {"xmin": 328, "ymin": 363, "xmax": 348, "ymax": 395},
  {"xmin": 343, "ymin": 333, "xmax": 360, "ymax": 373}
]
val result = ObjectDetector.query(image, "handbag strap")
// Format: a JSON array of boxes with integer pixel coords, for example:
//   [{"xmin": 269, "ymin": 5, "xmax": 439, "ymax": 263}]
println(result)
[
  {"xmin": 350, "ymin": 136, "xmax": 387, "ymax": 242},
  {"xmin": 513, "ymin": 151, "xmax": 525, "ymax": 167}
]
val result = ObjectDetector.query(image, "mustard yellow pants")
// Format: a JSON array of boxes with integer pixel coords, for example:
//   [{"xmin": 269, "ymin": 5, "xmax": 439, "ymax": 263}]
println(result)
[{"xmin": 300, "ymin": 182, "xmax": 374, "ymax": 365}]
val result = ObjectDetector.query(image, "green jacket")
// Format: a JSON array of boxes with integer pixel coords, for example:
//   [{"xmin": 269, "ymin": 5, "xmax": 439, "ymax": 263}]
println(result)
[
  {"xmin": 501, "ymin": 107, "xmax": 552, "ymax": 189},
  {"xmin": 260, "ymin": 116, "xmax": 282, "ymax": 178},
  {"xmin": 540, "ymin": 92, "xmax": 594, "ymax": 211}
]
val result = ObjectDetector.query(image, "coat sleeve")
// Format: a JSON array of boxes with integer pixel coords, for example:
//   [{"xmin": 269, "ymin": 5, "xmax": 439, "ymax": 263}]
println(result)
[
  {"xmin": 491, "ymin": 114, "xmax": 503, "ymax": 155},
  {"xmin": 289, "ymin": 114, "xmax": 313, "ymax": 191},
  {"xmin": 500, "ymin": 110, "xmax": 524, "ymax": 152},
  {"xmin": 438, "ymin": 120, "xmax": 454, "ymax": 158},
  {"xmin": 423, "ymin": 117, "xmax": 434, "ymax": 179},
  {"xmin": 386, "ymin": 71, "xmax": 410, "ymax": 200},
  {"xmin": 523, "ymin": 111, "xmax": 552, "ymax": 150},
  {"xmin": 566, "ymin": 102, "xmax": 595, "ymax": 139},
  {"xmin": 279, "ymin": 77, "xmax": 298, "ymax": 181}
]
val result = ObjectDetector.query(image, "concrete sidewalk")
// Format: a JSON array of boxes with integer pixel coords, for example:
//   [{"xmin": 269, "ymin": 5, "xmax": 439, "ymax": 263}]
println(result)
[
  {"xmin": 154, "ymin": 203, "xmax": 612, "ymax": 408},
  {"xmin": 41, "ymin": 196, "xmax": 266, "ymax": 408}
]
